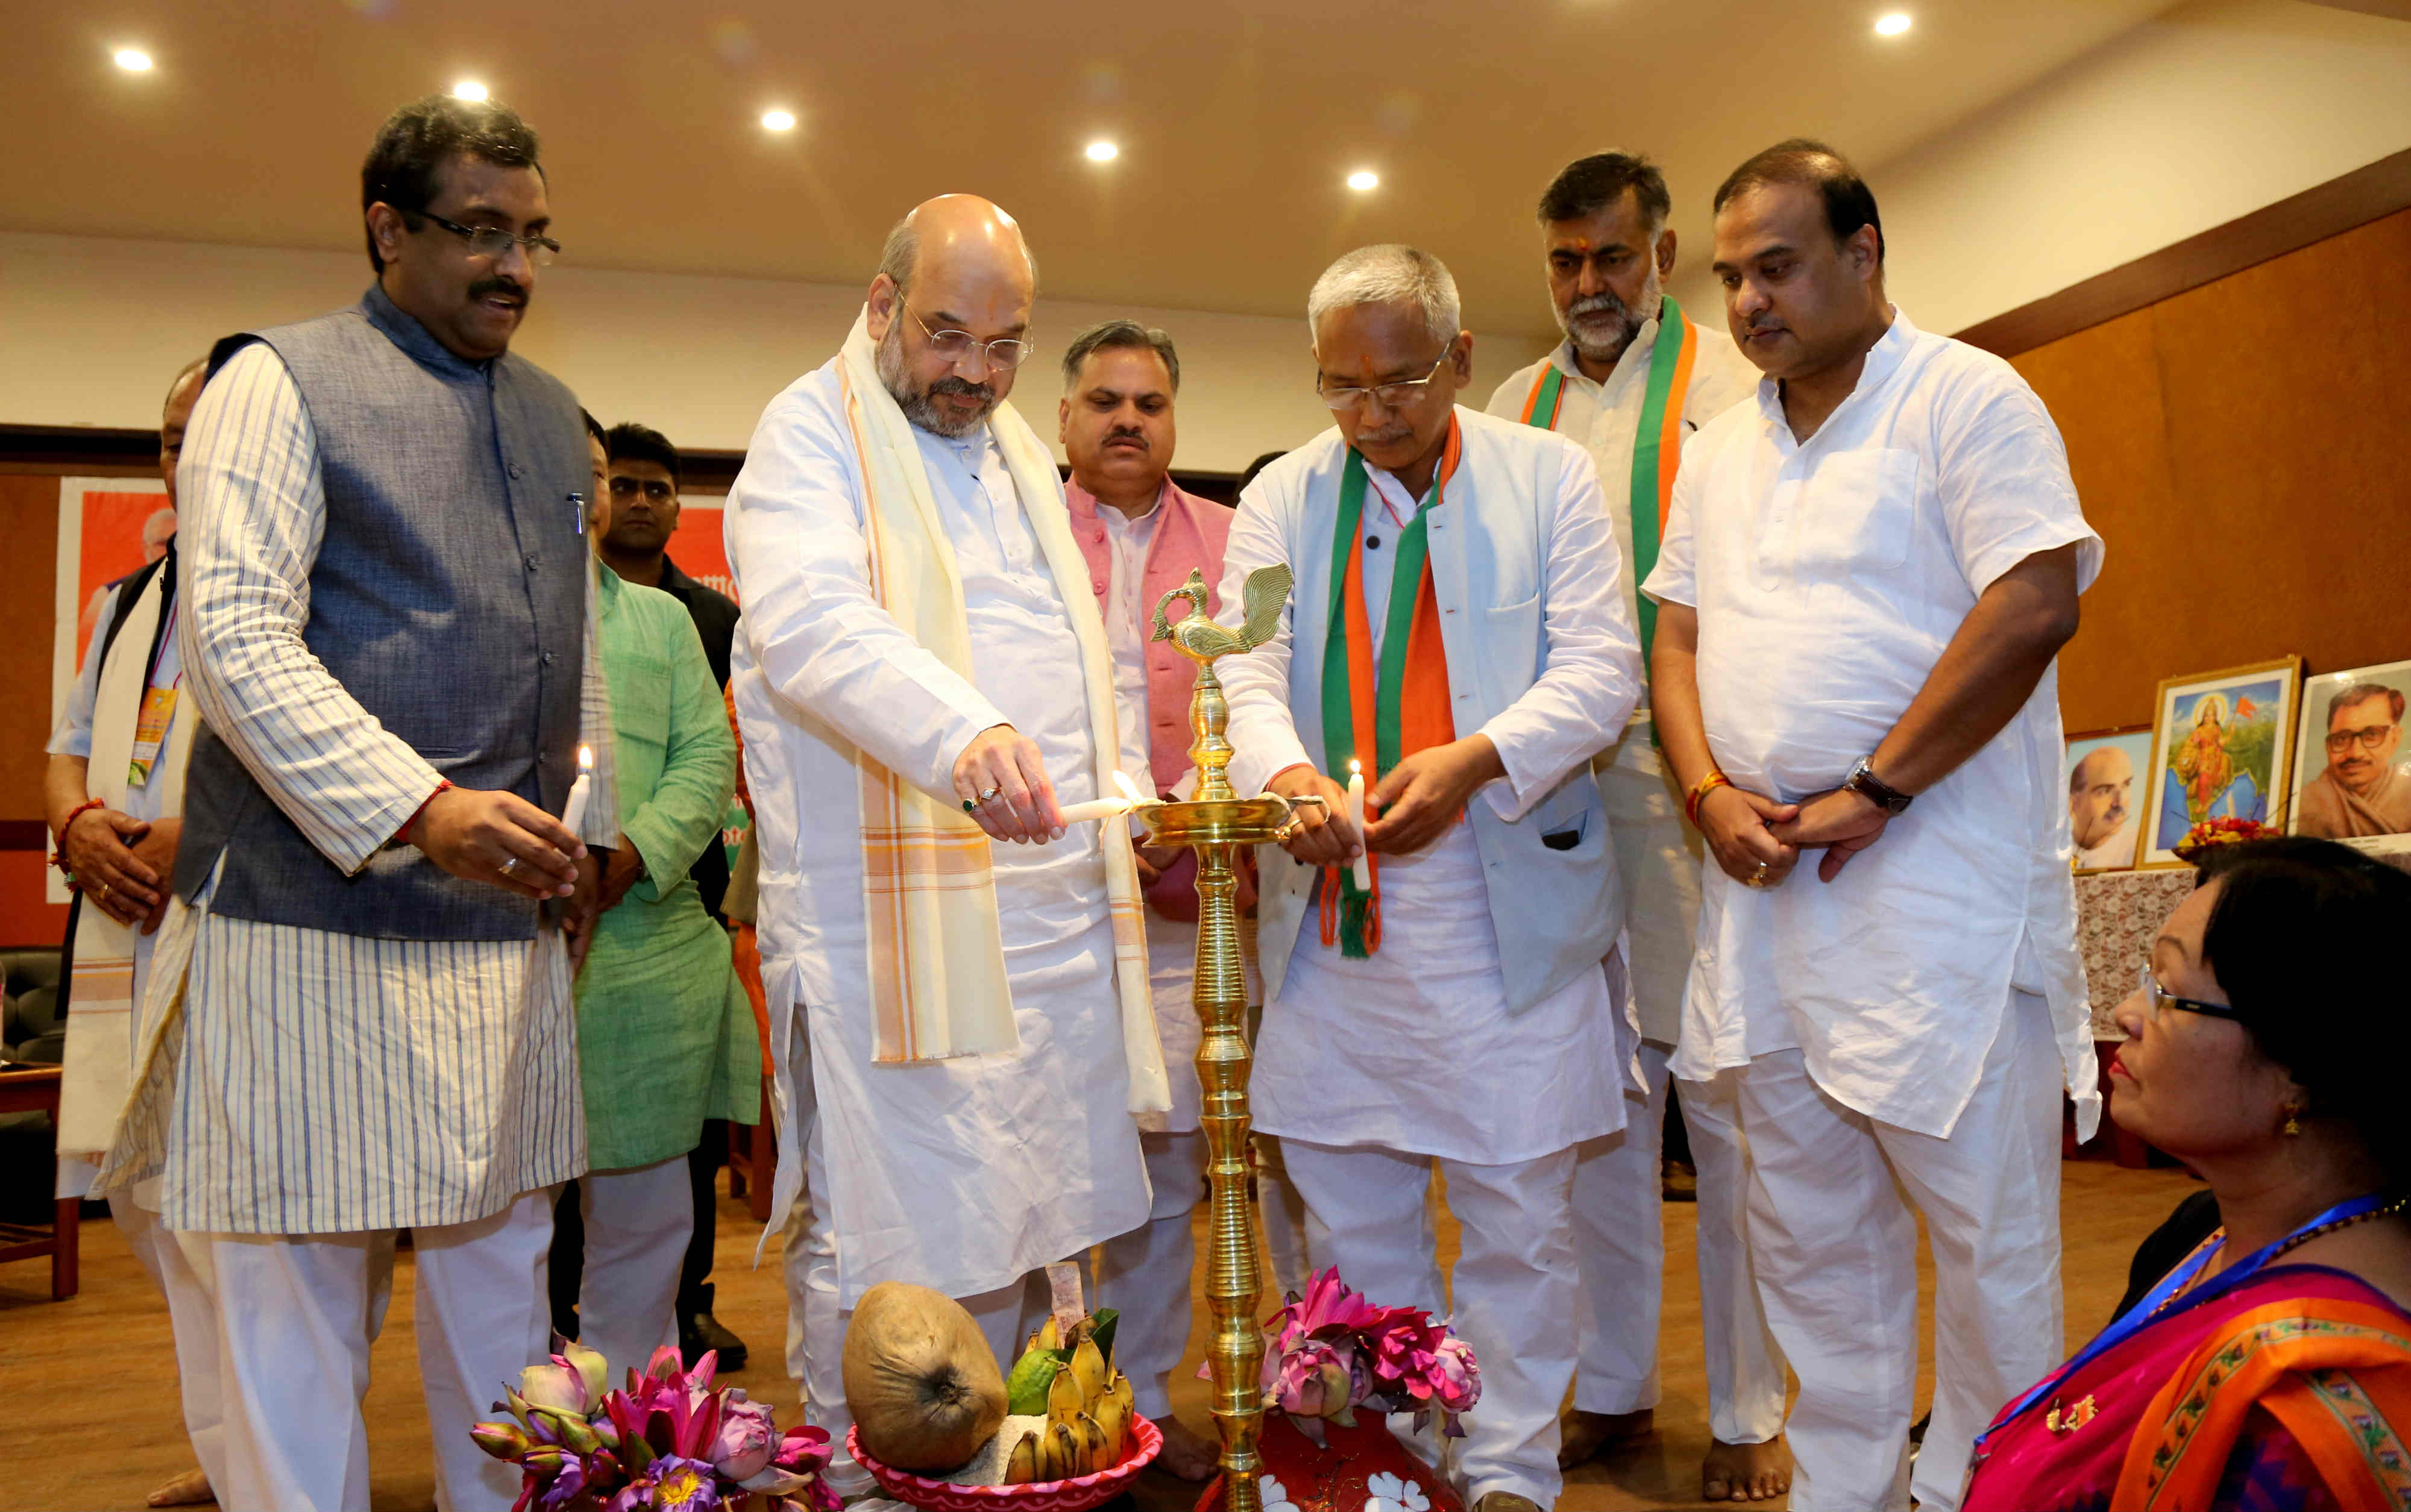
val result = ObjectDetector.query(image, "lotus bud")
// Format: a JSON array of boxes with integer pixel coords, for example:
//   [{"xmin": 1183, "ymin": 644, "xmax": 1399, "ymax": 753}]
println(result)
[
  {"xmin": 546, "ymin": 1408, "xmax": 603, "ymax": 1457},
  {"xmin": 519, "ymin": 1361, "xmax": 589, "ymax": 1417},
  {"xmin": 469, "ymin": 1420, "xmax": 532, "ymax": 1461},
  {"xmin": 559, "ymin": 1338, "xmax": 611, "ymax": 1405}
]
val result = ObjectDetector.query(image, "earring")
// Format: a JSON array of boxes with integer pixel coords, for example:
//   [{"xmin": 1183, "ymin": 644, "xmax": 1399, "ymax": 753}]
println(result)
[{"xmin": 2283, "ymin": 1105, "xmax": 2305, "ymax": 1137}]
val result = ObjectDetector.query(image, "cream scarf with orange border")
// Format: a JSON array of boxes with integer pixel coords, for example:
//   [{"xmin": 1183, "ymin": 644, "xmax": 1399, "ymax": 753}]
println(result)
[{"xmin": 835, "ymin": 309, "xmax": 1169, "ymax": 1115}]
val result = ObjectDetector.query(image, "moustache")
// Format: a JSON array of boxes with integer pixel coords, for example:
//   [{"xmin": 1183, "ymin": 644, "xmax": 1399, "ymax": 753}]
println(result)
[
  {"xmin": 1104, "ymin": 430, "xmax": 1148, "ymax": 448},
  {"xmin": 1566, "ymin": 292, "xmax": 1627, "ymax": 322},
  {"xmin": 468, "ymin": 276, "xmax": 527, "ymax": 307},
  {"xmin": 929, "ymin": 375, "xmax": 995, "ymax": 401}
]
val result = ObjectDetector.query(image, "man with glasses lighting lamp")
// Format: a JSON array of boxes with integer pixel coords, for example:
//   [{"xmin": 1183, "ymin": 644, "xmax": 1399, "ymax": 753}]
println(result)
[
  {"xmin": 1216, "ymin": 243, "xmax": 1642, "ymax": 1512},
  {"xmin": 725, "ymin": 195, "xmax": 1166, "ymax": 1498}
]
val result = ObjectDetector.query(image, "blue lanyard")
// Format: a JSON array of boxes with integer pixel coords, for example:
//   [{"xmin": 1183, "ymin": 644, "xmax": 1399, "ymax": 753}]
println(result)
[{"xmin": 1981, "ymin": 1192, "xmax": 2388, "ymax": 1441}]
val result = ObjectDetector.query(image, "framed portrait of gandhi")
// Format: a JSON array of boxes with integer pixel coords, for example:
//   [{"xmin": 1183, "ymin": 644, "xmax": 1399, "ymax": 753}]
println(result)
[
  {"xmin": 2289, "ymin": 659, "xmax": 2411, "ymax": 857},
  {"xmin": 2139, "ymin": 656, "xmax": 2304, "ymax": 870},
  {"xmin": 2064, "ymin": 727, "xmax": 2153, "ymax": 873}
]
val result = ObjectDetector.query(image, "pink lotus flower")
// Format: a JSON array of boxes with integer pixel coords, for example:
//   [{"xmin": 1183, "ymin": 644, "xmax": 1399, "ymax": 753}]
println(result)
[
  {"xmin": 710, "ymin": 1394, "xmax": 778, "ymax": 1481},
  {"xmin": 1431, "ymin": 1335, "xmax": 1480, "ymax": 1414},
  {"xmin": 520, "ymin": 1361, "xmax": 591, "ymax": 1417},
  {"xmin": 1265, "ymin": 1269, "xmax": 1384, "ymax": 1355}
]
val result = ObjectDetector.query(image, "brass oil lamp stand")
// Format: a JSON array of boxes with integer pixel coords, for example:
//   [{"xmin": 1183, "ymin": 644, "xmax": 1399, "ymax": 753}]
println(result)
[{"xmin": 1131, "ymin": 566, "xmax": 1320, "ymax": 1512}]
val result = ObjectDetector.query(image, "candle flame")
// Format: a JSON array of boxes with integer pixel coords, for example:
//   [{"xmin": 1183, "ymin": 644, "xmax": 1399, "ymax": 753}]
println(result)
[
  {"xmin": 1350, "ymin": 759, "xmax": 1362, "ymax": 777},
  {"xmin": 577, "ymin": 744, "xmax": 594, "ymax": 773},
  {"xmin": 1111, "ymin": 770, "xmax": 1144, "ymax": 805}
]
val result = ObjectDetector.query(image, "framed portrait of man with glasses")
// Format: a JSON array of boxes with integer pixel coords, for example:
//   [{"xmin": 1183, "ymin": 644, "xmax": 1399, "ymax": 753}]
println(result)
[{"xmin": 2291, "ymin": 658, "xmax": 2411, "ymax": 855}]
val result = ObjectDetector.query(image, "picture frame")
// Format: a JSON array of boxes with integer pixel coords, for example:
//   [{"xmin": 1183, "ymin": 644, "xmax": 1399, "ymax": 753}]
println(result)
[
  {"xmin": 2063, "ymin": 726, "xmax": 2153, "ymax": 874},
  {"xmin": 2137, "ymin": 656, "xmax": 2304, "ymax": 870},
  {"xmin": 2287, "ymin": 657, "xmax": 2411, "ymax": 857}
]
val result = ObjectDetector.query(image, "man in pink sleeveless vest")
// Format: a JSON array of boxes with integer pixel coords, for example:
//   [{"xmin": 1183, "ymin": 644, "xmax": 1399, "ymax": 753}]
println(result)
[{"xmin": 1060, "ymin": 319, "xmax": 1233, "ymax": 1481}]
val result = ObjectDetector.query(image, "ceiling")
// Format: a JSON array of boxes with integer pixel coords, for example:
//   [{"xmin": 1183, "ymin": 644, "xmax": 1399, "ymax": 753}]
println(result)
[{"xmin": 4, "ymin": 0, "xmax": 2187, "ymax": 336}]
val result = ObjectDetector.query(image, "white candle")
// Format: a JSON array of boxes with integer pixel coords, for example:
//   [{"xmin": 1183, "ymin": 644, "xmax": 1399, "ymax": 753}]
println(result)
[
  {"xmin": 561, "ymin": 744, "xmax": 594, "ymax": 839},
  {"xmin": 1055, "ymin": 771, "xmax": 1142, "ymax": 828},
  {"xmin": 1346, "ymin": 761, "xmax": 1372, "ymax": 891}
]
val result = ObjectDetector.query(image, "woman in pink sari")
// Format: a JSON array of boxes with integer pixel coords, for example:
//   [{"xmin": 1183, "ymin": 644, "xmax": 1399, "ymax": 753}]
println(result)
[{"xmin": 1964, "ymin": 838, "xmax": 2411, "ymax": 1511}]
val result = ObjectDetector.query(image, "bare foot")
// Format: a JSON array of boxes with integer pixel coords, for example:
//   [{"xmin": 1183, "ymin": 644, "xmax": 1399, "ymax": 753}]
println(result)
[
  {"xmin": 146, "ymin": 1467, "xmax": 213, "ymax": 1507},
  {"xmin": 1152, "ymin": 1416, "xmax": 1219, "ymax": 1482},
  {"xmin": 1557, "ymin": 1406, "xmax": 1655, "ymax": 1470},
  {"xmin": 1701, "ymin": 1435, "xmax": 1791, "ymax": 1502}
]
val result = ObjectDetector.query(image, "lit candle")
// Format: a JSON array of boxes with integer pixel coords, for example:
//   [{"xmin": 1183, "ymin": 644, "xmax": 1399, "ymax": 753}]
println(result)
[
  {"xmin": 1346, "ymin": 760, "xmax": 1372, "ymax": 891},
  {"xmin": 561, "ymin": 744, "xmax": 594, "ymax": 839},
  {"xmin": 1055, "ymin": 770, "xmax": 1145, "ymax": 828}
]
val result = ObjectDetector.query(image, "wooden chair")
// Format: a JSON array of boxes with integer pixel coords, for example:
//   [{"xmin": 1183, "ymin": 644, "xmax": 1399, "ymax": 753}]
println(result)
[{"xmin": 0, "ymin": 1067, "xmax": 78, "ymax": 1300}]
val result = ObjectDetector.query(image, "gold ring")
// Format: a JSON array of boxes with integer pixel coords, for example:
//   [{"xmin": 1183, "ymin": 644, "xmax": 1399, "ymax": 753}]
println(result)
[
  {"xmin": 499, "ymin": 856, "xmax": 521, "ymax": 878},
  {"xmin": 95, "ymin": 881, "xmax": 112, "ymax": 901},
  {"xmin": 977, "ymin": 785, "xmax": 1003, "ymax": 804}
]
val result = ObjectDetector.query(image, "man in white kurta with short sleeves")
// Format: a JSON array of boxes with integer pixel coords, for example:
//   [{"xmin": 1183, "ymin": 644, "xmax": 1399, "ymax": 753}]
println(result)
[
  {"xmin": 725, "ymin": 196, "xmax": 1163, "ymax": 1496},
  {"xmin": 1645, "ymin": 140, "xmax": 2101, "ymax": 1512},
  {"xmin": 1218, "ymin": 245, "xmax": 1641, "ymax": 1512},
  {"xmin": 1482, "ymin": 149, "xmax": 1788, "ymax": 1502}
]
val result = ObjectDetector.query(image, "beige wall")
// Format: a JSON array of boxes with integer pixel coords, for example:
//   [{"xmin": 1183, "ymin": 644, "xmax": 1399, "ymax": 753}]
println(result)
[
  {"xmin": 1667, "ymin": 0, "xmax": 2411, "ymax": 337},
  {"xmin": 0, "ymin": 231, "xmax": 1554, "ymax": 474}
]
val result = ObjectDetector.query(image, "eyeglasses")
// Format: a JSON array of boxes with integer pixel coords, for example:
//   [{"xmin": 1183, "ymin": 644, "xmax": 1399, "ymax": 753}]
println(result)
[
  {"xmin": 1315, "ymin": 345, "xmax": 1455, "ymax": 413},
  {"xmin": 899, "ymin": 303, "xmax": 1036, "ymax": 371},
  {"xmin": 410, "ymin": 210, "xmax": 560, "ymax": 267},
  {"xmin": 608, "ymin": 476, "xmax": 674, "ymax": 503},
  {"xmin": 2326, "ymin": 722, "xmax": 2399, "ymax": 754},
  {"xmin": 2136, "ymin": 963, "xmax": 2239, "ymax": 1025}
]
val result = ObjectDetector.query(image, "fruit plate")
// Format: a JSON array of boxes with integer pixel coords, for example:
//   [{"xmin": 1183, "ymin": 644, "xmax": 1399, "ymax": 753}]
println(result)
[{"xmin": 849, "ymin": 1416, "xmax": 1162, "ymax": 1512}]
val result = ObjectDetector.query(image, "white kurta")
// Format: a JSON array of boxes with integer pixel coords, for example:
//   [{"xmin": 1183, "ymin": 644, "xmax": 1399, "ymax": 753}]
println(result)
[
  {"xmin": 726, "ymin": 359, "xmax": 1151, "ymax": 1307},
  {"xmin": 1225, "ymin": 453, "xmax": 1627, "ymax": 1165},
  {"xmin": 1644, "ymin": 308, "xmax": 2104, "ymax": 1141},
  {"xmin": 1485, "ymin": 319, "xmax": 1758, "ymax": 1042}
]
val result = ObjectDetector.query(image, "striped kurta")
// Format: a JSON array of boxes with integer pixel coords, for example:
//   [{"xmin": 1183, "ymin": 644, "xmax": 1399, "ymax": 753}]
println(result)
[{"xmin": 98, "ymin": 342, "xmax": 618, "ymax": 1236}]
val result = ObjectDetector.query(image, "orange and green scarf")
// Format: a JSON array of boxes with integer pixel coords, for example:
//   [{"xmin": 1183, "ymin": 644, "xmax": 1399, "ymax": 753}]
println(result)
[
  {"xmin": 1318, "ymin": 419, "xmax": 1462, "ymax": 958},
  {"xmin": 1519, "ymin": 295, "xmax": 1696, "ymax": 659}
]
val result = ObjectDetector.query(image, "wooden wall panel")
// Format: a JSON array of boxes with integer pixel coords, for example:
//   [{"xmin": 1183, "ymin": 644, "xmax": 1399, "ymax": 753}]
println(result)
[
  {"xmin": 1, "ymin": 474, "xmax": 62, "ymax": 823},
  {"xmin": 2015, "ymin": 207, "xmax": 2411, "ymax": 734}
]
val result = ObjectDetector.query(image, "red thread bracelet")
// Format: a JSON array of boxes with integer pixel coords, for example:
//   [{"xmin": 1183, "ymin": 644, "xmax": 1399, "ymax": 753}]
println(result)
[
  {"xmin": 51, "ymin": 798, "xmax": 106, "ymax": 873},
  {"xmin": 395, "ymin": 779, "xmax": 456, "ymax": 848}
]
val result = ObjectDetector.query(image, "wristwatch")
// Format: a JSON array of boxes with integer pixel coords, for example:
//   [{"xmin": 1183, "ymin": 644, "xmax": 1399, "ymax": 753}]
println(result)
[{"xmin": 1842, "ymin": 754, "xmax": 1914, "ymax": 815}]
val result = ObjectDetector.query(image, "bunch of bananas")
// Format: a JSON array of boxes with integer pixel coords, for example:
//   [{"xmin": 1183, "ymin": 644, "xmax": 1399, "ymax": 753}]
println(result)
[{"xmin": 999, "ymin": 1314, "xmax": 1135, "ymax": 1484}]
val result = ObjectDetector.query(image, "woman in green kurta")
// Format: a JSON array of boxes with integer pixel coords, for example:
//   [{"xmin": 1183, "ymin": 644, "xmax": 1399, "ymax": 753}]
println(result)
[{"xmin": 581, "ymin": 567, "xmax": 759, "ymax": 1167}]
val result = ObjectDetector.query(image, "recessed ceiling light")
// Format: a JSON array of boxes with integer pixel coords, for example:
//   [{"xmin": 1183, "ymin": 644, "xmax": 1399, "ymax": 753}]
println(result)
[
  {"xmin": 1346, "ymin": 169, "xmax": 1380, "ymax": 192},
  {"xmin": 113, "ymin": 48, "xmax": 154, "ymax": 72},
  {"xmin": 1875, "ymin": 12, "xmax": 1911, "ymax": 35},
  {"xmin": 1085, "ymin": 140, "xmax": 1119, "ymax": 163},
  {"xmin": 452, "ymin": 80, "xmax": 489, "ymax": 101},
  {"xmin": 761, "ymin": 108, "xmax": 797, "ymax": 131}
]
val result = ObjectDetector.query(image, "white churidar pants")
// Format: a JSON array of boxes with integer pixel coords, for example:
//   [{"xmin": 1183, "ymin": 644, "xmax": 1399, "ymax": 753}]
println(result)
[
  {"xmin": 1254, "ymin": 1134, "xmax": 1310, "ymax": 1302},
  {"xmin": 198, "ymin": 1188, "xmax": 553, "ymax": 1512},
  {"xmin": 111, "ymin": 1193, "xmax": 230, "ymax": 1495},
  {"xmin": 1571, "ymin": 1040, "xmax": 1787, "ymax": 1442},
  {"xmin": 1730, "ymin": 989, "xmax": 2061, "ymax": 1512},
  {"xmin": 578, "ymin": 1155, "xmax": 696, "ymax": 1379},
  {"xmin": 1281, "ymin": 1139, "xmax": 1577, "ymax": 1508},
  {"xmin": 782, "ymin": 1030, "xmax": 1086, "ymax": 1495},
  {"xmin": 1095, "ymin": 1130, "xmax": 1207, "ymax": 1419}
]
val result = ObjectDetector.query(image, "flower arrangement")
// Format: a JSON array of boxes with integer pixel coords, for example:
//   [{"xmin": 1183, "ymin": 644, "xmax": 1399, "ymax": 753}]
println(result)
[
  {"xmin": 2174, "ymin": 816, "xmax": 2280, "ymax": 861},
  {"xmin": 470, "ymin": 1335, "xmax": 840, "ymax": 1512},
  {"xmin": 1252, "ymin": 1268, "xmax": 1479, "ymax": 1446}
]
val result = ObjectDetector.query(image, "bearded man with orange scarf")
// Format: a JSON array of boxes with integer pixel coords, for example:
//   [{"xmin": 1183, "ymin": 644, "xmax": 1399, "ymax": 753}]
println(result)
[{"xmin": 1216, "ymin": 245, "xmax": 1642, "ymax": 1512}]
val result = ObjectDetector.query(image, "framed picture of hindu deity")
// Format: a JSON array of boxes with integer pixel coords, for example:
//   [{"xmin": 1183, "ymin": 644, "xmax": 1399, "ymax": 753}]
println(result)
[
  {"xmin": 2137, "ymin": 656, "xmax": 2304, "ymax": 870},
  {"xmin": 2064, "ymin": 726, "xmax": 2153, "ymax": 873},
  {"xmin": 2288, "ymin": 658, "xmax": 2411, "ymax": 857}
]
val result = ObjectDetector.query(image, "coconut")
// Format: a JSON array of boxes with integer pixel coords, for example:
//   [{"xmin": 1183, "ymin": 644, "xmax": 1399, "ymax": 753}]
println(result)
[{"xmin": 843, "ymin": 1281, "xmax": 1009, "ymax": 1472}]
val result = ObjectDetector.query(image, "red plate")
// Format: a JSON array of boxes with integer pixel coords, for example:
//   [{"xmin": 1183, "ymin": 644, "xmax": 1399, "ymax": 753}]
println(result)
[{"xmin": 849, "ymin": 1416, "xmax": 1163, "ymax": 1512}]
